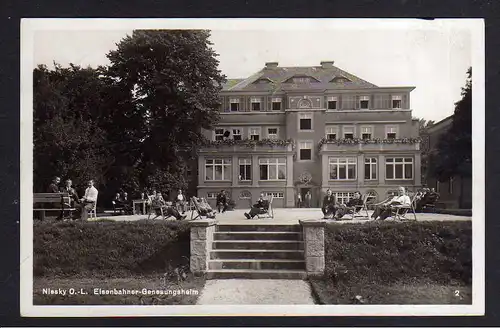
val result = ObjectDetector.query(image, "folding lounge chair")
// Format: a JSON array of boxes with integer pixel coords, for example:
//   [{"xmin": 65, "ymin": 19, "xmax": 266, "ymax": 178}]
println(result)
[
  {"xmin": 190, "ymin": 197, "xmax": 216, "ymax": 220},
  {"xmin": 256, "ymin": 195, "xmax": 274, "ymax": 219},
  {"xmin": 348, "ymin": 193, "xmax": 370, "ymax": 220},
  {"xmin": 391, "ymin": 192, "xmax": 418, "ymax": 221}
]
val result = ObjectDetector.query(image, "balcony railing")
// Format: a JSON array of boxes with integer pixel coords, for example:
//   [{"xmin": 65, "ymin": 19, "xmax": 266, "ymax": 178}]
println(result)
[
  {"xmin": 318, "ymin": 137, "xmax": 421, "ymax": 153},
  {"xmin": 200, "ymin": 138, "xmax": 295, "ymax": 152}
]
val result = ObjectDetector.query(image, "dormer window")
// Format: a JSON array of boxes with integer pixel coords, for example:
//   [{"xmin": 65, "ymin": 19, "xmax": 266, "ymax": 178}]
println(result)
[
  {"xmin": 253, "ymin": 78, "xmax": 273, "ymax": 84},
  {"xmin": 330, "ymin": 76, "xmax": 352, "ymax": 83},
  {"xmin": 284, "ymin": 75, "xmax": 320, "ymax": 84}
]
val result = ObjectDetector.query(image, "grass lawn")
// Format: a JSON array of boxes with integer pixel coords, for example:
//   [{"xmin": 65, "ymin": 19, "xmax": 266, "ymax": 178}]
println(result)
[
  {"xmin": 33, "ymin": 274, "xmax": 205, "ymax": 305},
  {"xmin": 310, "ymin": 279, "xmax": 471, "ymax": 304}
]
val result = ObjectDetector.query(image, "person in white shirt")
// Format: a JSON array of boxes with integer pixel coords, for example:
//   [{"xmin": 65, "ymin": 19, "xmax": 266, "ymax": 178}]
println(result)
[
  {"xmin": 77, "ymin": 179, "xmax": 99, "ymax": 221},
  {"xmin": 371, "ymin": 186, "xmax": 411, "ymax": 220},
  {"xmin": 176, "ymin": 189, "xmax": 186, "ymax": 214}
]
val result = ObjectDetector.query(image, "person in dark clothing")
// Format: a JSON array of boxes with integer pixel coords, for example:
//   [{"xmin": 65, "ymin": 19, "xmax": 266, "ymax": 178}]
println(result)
[
  {"xmin": 60, "ymin": 179, "xmax": 79, "ymax": 220},
  {"xmin": 322, "ymin": 189, "xmax": 338, "ymax": 219},
  {"xmin": 48, "ymin": 176, "xmax": 61, "ymax": 193},
  {"xmin": 334, "ymin": 191, "xmax": 364, "ymax": 219},
  {"xmin": 216, "ymin": 190, "xmax": 228, "ymax": 213},
  {"xmin": 244, "ymin": 193, "xmax": 269, "ymax": 219},
  {"xmin": 151, "ymin": 192, "xmax": 186, "ymax": 220}
]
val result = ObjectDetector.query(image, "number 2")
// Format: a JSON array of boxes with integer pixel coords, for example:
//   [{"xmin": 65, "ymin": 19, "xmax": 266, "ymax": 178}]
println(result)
[{"xmin": 455, "ymin": 290, "xmax": 460, "ymax": 297}]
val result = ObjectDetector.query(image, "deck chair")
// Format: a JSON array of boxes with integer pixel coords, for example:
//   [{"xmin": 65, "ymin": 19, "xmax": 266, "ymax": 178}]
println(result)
[
  {"xmin": 87, "ymin": 200, "xmax": 97, "ymax": 219},
  {"xmin": 348, "ymin": 193, "xmax": 370, "ymax": 220},
  {"xmin": 190, "ymin": 197, "xmax": 216, "ymax": 220},
  {"xmin": 256, "ymin": 195, "xmax": 274, "ymax": 219},
  {"xmin": 391, "ymin": 192, "xmax": 418, "ymax": 221}
]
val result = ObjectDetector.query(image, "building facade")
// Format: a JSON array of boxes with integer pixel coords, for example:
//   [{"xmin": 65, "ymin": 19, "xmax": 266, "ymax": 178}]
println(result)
[
  {"xmin": 197, "ymin": 61, "xmax": 421, "ymax": 208},
  {"xmin": 424, "ymin": 116, "xmax": 472, "ymax": 209}
]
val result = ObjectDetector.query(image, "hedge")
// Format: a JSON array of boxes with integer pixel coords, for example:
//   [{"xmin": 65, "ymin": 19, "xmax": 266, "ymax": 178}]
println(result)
[
  {"xmin": 33, "ymin": 220, "xmax": 191, "ymax": 278},
  {"xmin": 323, "ymin": 221, "xmax": 472, "ymax": 286}
]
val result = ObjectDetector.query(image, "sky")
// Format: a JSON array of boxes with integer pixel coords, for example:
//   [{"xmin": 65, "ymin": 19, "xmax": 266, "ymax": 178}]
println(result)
[{"xmin": 32, "ymin": 20, "xmax": 475, "ymax": 122}]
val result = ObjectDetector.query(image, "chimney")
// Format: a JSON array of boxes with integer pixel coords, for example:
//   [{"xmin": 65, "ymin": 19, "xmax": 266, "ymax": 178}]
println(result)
[
  {"xmin": 265, "ymin": 62, "xmax": 279, "ymax": 69},
  {"xmin": 320, "ymin": 61, "xmax": 334, "ymax": 68}
]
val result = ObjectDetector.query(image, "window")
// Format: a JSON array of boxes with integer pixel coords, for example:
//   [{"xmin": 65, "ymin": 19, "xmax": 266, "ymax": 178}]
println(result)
[
  {"xmin": 326, "ymin": 126, "xmax": 338, "ymax": 140},
  {"xmin": 207, "ymin": 192, "xmax": 217, "ymax": 199},
  {"xmin": 239, "ymin": 158, "xmax": 251, "ymax": 181},
  {"xmin": 263, "ymin": 192, "xmax": 284, "ymax": 198},
  {"xmin": 251, "ymin": 97, "xmax": 261, "ymax": 111},
  {"xmin": 259, "ymin": 158, "xmax": 286, "ymax": 181},
  {"xmin": 232, "ymin": 128, "xmax": 242, "ymax": 141},
  {"xmin": 392, "ymin": 95, "xmax": 402, "ymax": 109},
  {"xmin": 359, "ymin": 95, "xmax": 370, "ymax": 109},
  {"xmin": 364, "ymin": 157, "xmax": 377, "ymax": 180},
  {"xmin": 343, "ymin": 126, "xmax": 355, "ymax": 139},
  {"xmin": 333, "ymin": 192, "xmax": 355, "ymax": 205},
  {"xmin": 385, "ymin": 157, "xmax": 413, "ymax": 180},
  {"xmin": 249, "ymin": 127, "xmax": 261, "ymax": 141},
  {"xmin": 386, "ymin": 125, "xmax": 398, "ymax": 139},
  {"xmin": 299, "ymin": 141, "xmax": 313, "ymax": 160},
  {"xmin": 230, "ymin": 98, "xmax": 240, "ymax": 112},
  {"xmin": 214, "ymin": 128, "xmax": 224, "ymax": 141},
  {"xmin": 299, "ymin": 113, "xmax": 313, "ymax": 130},
  {"xmin": 267, "ymin": 127, "xmax": 279, "ymax": 139},
  {"xmin": 205, "ymin": 158, "xmax": 232, "ymax": 181},
  {"xmin": 329, "ymin": 157, "xmax": 357, "ymax": 180},
  {"xmin": 361, "ymin": 126, "xmax": 372, "ymax": 140},
  {"xmin": 293, "ymin": 77, "xmax": 310, "ymax": 84},
  {"xmin": 327, "ymin": 96, "xmax": 337, "ymax": 110},
  {"xmin": 272, "ymin": 97, "xmax": 282, "ymax": 111}
]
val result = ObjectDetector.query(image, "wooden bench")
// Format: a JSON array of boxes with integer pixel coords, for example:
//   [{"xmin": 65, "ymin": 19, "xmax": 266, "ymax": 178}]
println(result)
[{"xmin": 33, "ymin": 193, "xmax": 75, "ymax": 220}]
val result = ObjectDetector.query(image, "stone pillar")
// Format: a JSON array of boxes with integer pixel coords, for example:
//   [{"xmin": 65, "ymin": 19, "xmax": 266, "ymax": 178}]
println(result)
[
  {"xmin": 252, "ymin": 154, "xmax": 259, "ymax": 187},
  {"xmin": 321, "ymin": 153, "xmax": 329, "ymax": 188},
  {"xmin": 378, "ymin": 154, "xmax": 385, "ymax": 185},
  {"xmin": 357, "ymin": 153, "xmax": 364, "ymax": 186},
  {"xmin": 286, "ymin": 154, "xmax": 294, "ymax": 187},
  {"xmin": 414, "ymin": 152, "xmax": 422, "ymax": 188},
  {"xmin": 190, "ymin": 219, "xmax": 217, "ymax": 276},
  {"xmin": 299, "ymin": 220, "xmax": 326, "ymax": 277},
  {"xmin": 232, "ymin": 154, "xmax": 238, "ymax": 186}
]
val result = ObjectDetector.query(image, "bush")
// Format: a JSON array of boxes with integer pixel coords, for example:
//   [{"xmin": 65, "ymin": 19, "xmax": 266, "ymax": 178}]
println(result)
[
  {"xmin": 323, "ymin": 221, "xmax": 472, "ymax": 286},
  {"xmin": 33, "ymin": 220, "xmax": 191, "ymax": 278}
]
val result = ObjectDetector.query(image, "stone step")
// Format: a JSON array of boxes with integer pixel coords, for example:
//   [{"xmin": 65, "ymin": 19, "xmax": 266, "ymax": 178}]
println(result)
[
  {"xmin": 216, "ymin": 224, "xmax": 301, "ymax": 232},
  {"xmin": 206, "ymin": 269, "xmax": 307, "ymax": 280},
  {"xmin": 208, "ymin": 259, "xmax": 306, "ymax": 270},
  {"xmin": 210, "ymin": 249, "xmax": 305, "ymax": 260},
  {"xmin": 213, "ymin": 231, "xmax": 302, "ymax": 241},
  {"xmin": 212, "ymin": 240, "xmax": 304, "ymax": 250}
]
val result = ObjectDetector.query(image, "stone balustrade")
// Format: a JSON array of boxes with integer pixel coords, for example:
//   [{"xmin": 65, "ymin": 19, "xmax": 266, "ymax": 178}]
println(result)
[{"xmin": 189, "ymin": 219, "xmax": 217, "ymax": 275}]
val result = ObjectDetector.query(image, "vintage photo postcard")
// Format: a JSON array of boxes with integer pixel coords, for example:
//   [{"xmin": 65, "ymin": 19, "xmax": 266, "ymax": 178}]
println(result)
[{"xmin": 20, "ymin": 18, "xmax": 484, "ymax": 317}]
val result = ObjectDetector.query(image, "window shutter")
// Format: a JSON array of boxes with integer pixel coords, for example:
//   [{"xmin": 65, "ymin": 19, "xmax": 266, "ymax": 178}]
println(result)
[
  {"xmin": 370, "ymin": 95, "xmax": 375, "ymax": 110},
  {"xmin": 403, "ymin": 94, "xmax": 408, "ymax": 109},
  {"xmin": 267, "ymin": 96, "xmax": 272, "ymax": 111},
  {"xmin": 338, "ymin": 95, "xmax": 342, "ymax": 109},
  {"xmin": 355, "ymin": 96, "xmax": 360, "ymax": 109}
]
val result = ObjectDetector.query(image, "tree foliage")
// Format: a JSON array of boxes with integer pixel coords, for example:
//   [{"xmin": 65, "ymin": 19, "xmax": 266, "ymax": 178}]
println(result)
[
  {"xmin": 415, "ymin": 118, "xmax": 435, "ymax": 185},
  {"xmin": 430, "ymin": 67, "xmax": 472, "ymax": 181},
  {"xmin": 33, "ymin": 30, "xmax": 225, "ymax": 199}
]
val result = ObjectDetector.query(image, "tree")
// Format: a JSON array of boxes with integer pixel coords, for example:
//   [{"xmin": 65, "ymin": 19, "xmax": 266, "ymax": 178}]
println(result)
[
  {"xmin": 430, "ymin": 67, "xmax": 472, "ymax": 181},
  {"xmin": 104, "ymin": 30, "xmax": 226, "ymax": 191},
  {"xmin": 33, "ymin": 64, "xmax": 112, "ymax": 192},
  {"xmin": 415, "ymin": 118, "xmax": 435, "ymax": 186}
]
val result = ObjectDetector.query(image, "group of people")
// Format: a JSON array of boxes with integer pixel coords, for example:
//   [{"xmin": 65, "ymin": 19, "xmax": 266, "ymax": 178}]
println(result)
[
  {"xmin": 47, "ymin": 176, "xmax": 98, "ymax": 221},
  {"xmin": 112, "ymin": 191, "xmax": 133, "ymax": 214},
  {"xmin": 321, "ymin": 190, "xmax": 364, "ymax": 220},
  {"xmin": 370, "ymin": 186, "xmax": 411, "ymax": 220},
  {"xmin": 296, "ymin": 191, "xmax": 312, "ymax": 208},
  {"xmin": 148, "ymin": 190, "xmax": 188, "ymax": 220},
  {"xmin": 414, "ymin": 187, "xmax": 440, "ymax": 212}
]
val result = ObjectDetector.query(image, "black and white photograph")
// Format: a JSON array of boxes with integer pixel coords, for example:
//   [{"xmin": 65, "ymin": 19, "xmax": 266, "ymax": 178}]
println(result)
[{"xmin": 20, "ymin": 18, "xmax": 484, "ymax": 316}]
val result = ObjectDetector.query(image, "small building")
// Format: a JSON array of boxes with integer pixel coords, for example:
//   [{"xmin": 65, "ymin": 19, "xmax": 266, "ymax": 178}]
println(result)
[
  {"xmin": 424, "ymin": 116, "xmax": 472, "ymax": 209},
  {"xmin": 197, "ymin": 61, "xmax": 422, "ymax": 208}
]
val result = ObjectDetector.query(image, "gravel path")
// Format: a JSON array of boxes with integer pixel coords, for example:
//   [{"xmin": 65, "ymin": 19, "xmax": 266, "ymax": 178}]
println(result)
[{"xmin": 196, "ymin": 279, "xmax": 316, "ymax": 305}]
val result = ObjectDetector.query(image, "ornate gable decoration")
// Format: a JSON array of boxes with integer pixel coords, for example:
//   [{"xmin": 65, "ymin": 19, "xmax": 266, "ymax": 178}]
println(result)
[{"xmin": 284, "ymin": 75, "xmax": 320, "ymax": 84}]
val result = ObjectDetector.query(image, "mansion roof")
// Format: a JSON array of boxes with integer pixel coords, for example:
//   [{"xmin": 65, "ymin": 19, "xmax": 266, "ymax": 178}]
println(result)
[{"xmin": 222, "ymin": 61, "xmax": 380, "ymax": 92}]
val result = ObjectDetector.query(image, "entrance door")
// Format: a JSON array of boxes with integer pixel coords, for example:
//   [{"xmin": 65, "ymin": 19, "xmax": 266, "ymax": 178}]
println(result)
[{"xmin": 301, "ymin": 188, "xmax": 312, "ymax": 208}]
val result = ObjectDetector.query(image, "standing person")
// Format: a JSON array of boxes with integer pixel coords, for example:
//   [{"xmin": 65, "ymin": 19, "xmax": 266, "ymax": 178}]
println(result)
[
  {"xmin": 322, "ymin": 189, "xmax": 338, "ymax": 219},
  {"xmin": 244, "ymin": 193, "xmax": 269, "ymax": 220},
  {"xmin": 371, "ymin": 186, "xmax": 411, "ymax": 220},
  {"xmin": 47, "ymin": 176, "xmax": 61, "ymax": 193},
  {"xmin": 76, "ymin": 179, "xmax": 99, "ymax": 221},
  {"xmin": 297, "ymin": 192, "xmax": 303, "ymax": 208},
  {"xmin": 305, "ymin": 190, "xmax": 312, "ymax": 208},
  {"xmin": 216, "ymin": 190, "xmax": 228, "ymax": 213},
  {"xmin": 176, "ymin": 189, "xmax": 186, "ymax": 214}
]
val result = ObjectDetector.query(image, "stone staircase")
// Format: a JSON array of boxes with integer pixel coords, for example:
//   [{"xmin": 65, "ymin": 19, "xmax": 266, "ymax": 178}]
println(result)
[{"xmin": 206, "ymin": 224, "xmax": 307, "ymax": 279}]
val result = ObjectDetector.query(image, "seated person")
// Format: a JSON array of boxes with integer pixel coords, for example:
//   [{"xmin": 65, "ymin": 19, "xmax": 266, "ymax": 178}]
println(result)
[
  {"xmin": 335, "ymin": 191, "xmax": 363, "ymax": 220},
  {"xmin": 193, "ymin": 197, "xmax": 216, "ymax": 218},
  {"xmin": 372, "ymin": 186, "xmax": 411, "ymax": 220},
  {"xmin": 176, "ymin": 189, "xmax": 187, "ymax": 214},
  {"xmin": 151, "ymin": 192, "xmax": 186, "ymax": 220},
  {"xmin": 244, "ymin": 193, "xmax": 269, "ymax": 220},
  {"xmin": 322, "ymin": 189, "xmax": 338, "ymax": 219},
  {"xmin": 415, "ymin": 188, "xmax": 429, "ymax": 212},
  {"xmin": 60, "ymin": 179, "xmax": 79, "ymax": 206},
  {"xmin": 120, "ymin": 192, "xmax": 133, "ymax": 214},
  {"xmin": 216, "ymin": 190, "xmax": 228, "ymax": 213},
  {"xmin": 75, "ymin": 179, "xmax": 98, "ymax": 221},
  {"xmin": 112, "ymin": 192, "xmax": 123, "ymax": 211}
]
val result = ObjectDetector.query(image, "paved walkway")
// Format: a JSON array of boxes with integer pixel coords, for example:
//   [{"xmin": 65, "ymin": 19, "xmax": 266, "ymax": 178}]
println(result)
[
  {"xmin": 97, "ymin": 208, "xmax": 471, "ymax": 224},
  {"xmin": 196, "ymin": 279, "xmax": 315, "ymax": 305}
]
